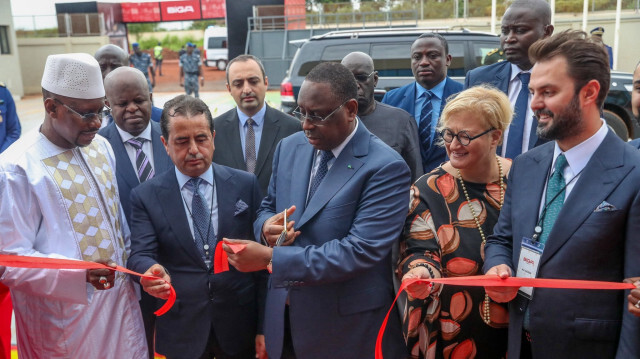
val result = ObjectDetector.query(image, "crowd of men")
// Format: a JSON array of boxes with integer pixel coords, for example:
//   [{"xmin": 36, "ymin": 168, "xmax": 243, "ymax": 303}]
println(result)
[{"xmin": 1, "ymin": 0, "xmax": 640, "ymax": 357}]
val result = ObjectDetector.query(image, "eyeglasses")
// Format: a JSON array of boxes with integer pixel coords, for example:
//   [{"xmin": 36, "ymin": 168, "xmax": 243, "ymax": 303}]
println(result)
[
  {"xmin": 54, "ymin": 98, "xmax": 110, "ymax": 122},
  {"xmin": 440, "ymin": 128, "xmax": 495, "ymax": 146},
  {"xmin": 353, "ymin": 71, "xmax": 376, "ymax": 83},
  {"xmin": 292, "ymin": 100, "xmax": 349, "ymax": 125}
]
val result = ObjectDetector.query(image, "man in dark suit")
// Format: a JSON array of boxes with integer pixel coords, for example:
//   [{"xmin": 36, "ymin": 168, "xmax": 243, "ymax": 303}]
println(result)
[
  {"xmin": 213, "ymin": 55, "xmax": 301, "ymax": 195},
  {"xmin": 341, "ymin": 51, "xmax": 423, "ymax": 182},
  {"xmin": 382, "ymin": 33, "xmax": 463, "ymax": 172},
  {"xmin": 95, "ymin": 44, "xmax": 162, "ymax": 128},
  {"xmin": 98, "ymin": 66, "xmax": 173, "ymax": 359},
  {"xmin": 483, "ymin": 31, "xmax": 640, "ymax": 358},
  {"xmin": 464, "ymin": 0, "xmax": 554, "ymax": 159},
  {"xmin": 223, "ymin": 63, "xmax": 409, "ymax": 359},
  {"xmin": 127, "ymin": 95, "xmax": 267, "ymax": 359}
]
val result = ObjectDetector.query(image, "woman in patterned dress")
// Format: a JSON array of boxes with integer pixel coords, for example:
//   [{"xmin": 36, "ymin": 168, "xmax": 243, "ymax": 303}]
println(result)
[{"xmin": 398, "ymin": 86, "xmax": 514, "ymax": 359}]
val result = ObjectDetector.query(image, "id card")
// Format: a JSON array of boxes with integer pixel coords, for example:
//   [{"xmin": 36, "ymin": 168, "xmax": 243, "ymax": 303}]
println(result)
[{"xmin": 516, "ymin": 237, "xmax": 544, "ymax": 299}]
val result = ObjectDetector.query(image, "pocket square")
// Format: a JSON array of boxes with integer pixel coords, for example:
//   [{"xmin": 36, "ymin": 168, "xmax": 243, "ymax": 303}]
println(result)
[
  {"xmin": 594, "ymin": 201, "xmax": 617, "ymax": 212},
  {"xmin": 234, "ymin": 199, "xmax": 249, "ymax": 216}
]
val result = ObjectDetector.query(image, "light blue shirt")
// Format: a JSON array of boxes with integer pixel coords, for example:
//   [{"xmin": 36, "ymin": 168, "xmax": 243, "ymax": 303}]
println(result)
[
  {"xmin": 237, "ymin": 105, "xmax": 266, "ymax": 161},
  {"xmin": 414, "ymin": 78, "xmax": 447, "ymax": 142},
  {"xmin": 176, "ymin": 166, "xmax": 218, "ymax": 241}
]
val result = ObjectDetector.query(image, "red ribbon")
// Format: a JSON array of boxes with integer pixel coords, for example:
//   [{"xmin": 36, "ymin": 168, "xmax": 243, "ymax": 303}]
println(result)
[
  {"xmin": 212, "ymin": 242, "xmax": 246, "ymax": 274},
  {"xmin": 375, "ymin": 275, "xmax": 636, "ymax": 359},
  {"xmin": 0, "ymin": 254, "xmax": 175, "ymax": 316}
]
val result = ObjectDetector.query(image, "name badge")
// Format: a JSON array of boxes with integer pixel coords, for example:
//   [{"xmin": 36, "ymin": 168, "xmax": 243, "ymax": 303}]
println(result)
[{"xmin": 516, "ymin": 237, "xmax": 544, "ymax": 299}]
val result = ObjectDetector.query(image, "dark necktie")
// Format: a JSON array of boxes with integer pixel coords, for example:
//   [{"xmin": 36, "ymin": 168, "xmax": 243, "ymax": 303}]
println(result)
[
  {"xmin": 307, "ymin": 150, "xmax": 334, "ymax": 204},
  {"xmin": 189, "ymin": 177, "xmax": 215, "ymax": 267},
  {"xmin": 126, "ymin": 137, "xmax": 154, "ymax": 182},
  {"xmin": 245, "ymin": 118, "xmax": 256, "ymax": 174},
  {"xmin": 540, "ymin": 154, "xmax": 568, "ymax": 244},
  {"xmin": 505, "ymin": 72, "xmax": 531, "ymax": 159},
  {"xmin": 418, "ymin": 91, "xmax": 434, "ymax": 167}
]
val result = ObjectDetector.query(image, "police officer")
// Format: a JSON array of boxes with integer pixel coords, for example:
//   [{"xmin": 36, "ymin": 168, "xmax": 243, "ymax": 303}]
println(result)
[
  {"xmin": 129, "ymin": 42, "xmax": 155, "ymax": 92},
  {"xmin": 0, "ymin": 82, "xmax": 21, "ymax": 153},
  {"xmin": 179, "ymin": 42, "xmax": 204, "ymax": 98}
]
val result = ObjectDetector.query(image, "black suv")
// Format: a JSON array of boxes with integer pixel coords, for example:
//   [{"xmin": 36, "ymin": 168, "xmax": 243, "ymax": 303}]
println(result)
[{"xmin": 280, "ymin": 27, "xmax": 637, "ymax": 140}]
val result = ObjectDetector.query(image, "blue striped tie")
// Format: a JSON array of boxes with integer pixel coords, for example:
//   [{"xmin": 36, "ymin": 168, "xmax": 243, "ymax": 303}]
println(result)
[
  {"xmin": 418, "ymin": 91, "xmax": 434, "ymax": 168},
  {"xmin": 307, "ymin": 150, "xmax": 333, "ymax": 204},
  {"xmin": 505, "ymin": 72, "xmax": 531, "ymax": 159},
  {"xmin": 189, "ymin": 177, "xmax": 215, "ymax": 267},
  {"xmin": 126, "ymin": 137, "xmax": 154, "ymax": 182}
]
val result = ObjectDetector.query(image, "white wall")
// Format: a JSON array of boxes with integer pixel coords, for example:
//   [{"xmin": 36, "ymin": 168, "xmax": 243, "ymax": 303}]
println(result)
[{"xmin": 0, "ymin": 0, "xmax": 24, "ymax": 97}]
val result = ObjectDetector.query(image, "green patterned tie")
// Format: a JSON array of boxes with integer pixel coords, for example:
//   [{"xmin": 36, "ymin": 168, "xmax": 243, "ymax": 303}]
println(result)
[{"xmin": 540, "ymin": 154, "xmax": 568, "ymax": 244}]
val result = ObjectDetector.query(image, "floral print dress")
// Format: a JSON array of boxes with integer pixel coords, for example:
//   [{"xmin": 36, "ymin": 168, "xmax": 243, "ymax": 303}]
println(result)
[{"xmin": 398, "ymin": 167, "xmax": 509, "ymax": 359}]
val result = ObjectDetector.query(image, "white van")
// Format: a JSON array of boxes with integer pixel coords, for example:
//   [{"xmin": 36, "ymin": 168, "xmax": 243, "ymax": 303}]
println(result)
[{"xmin": 203, "ymin": 26, "xmax": 228, "ymax": 71}]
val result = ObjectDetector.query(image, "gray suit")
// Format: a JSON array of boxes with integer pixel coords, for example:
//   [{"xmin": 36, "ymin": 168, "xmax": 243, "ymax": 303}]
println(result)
[
  {"xmin": 212, "ymin": 105, "xmax": 301, "ymax": 195},
  {"xmin": 360, "ymin": 101, "xmax": 423, "ymax": 182}
]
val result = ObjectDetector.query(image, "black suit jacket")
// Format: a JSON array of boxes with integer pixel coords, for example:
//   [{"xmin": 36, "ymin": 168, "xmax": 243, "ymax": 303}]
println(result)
[
  {"xmin": 212, "ymin": 105, "xmax": 301, "ymax": 195},
  {"xmin": 98, "ymin": 121, "xmax": 173, "ymax": 224},
  {"xmin": 127, "ymin": 164, "xmax": 267, "ymax": 358}
]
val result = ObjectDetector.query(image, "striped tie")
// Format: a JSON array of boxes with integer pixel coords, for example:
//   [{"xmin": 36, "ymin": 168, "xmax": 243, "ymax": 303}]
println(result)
[
  {"xmin": 245, "ymin": 118, "xmax": 257, "ymax": 174},
  {"xmin": 418, "ymin": 91, "xmax": 434, "ymax": 169},
  {"xmin": 126, "ymin": 137, "xmax": 154, "ymax": 182}
]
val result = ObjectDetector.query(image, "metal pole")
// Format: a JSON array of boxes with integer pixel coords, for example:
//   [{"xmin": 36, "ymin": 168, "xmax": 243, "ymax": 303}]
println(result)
[
  {"xmin": 550, "ymin": 0, "xmax": 555, "ymax": 26},
  {"xmin": 613, "ymin": 0, "xmax": 621, "ymax": 69},
  {"xmin": 454, "ymin": 0, "xmax": 458, "ymax": 19},
  {"xmin": 582, "ymin": 0, "xmax": 588, "ymax": 31},
  {"xmin": 464, "ymin": 0, "xmax": 468, "ymax": 19},
  {"xmin": 421, "ymin": 0, "xmax": 424, "ymax": 21}
]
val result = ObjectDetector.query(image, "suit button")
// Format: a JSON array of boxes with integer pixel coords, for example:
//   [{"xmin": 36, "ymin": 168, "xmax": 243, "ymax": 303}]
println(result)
[
  {"xmin": 293, "ymin": 281, "xmax": 299, "ymax": 286},
  {"xmin": 519, "ymin": 307, "xmax": 524, "ymax": 312}
]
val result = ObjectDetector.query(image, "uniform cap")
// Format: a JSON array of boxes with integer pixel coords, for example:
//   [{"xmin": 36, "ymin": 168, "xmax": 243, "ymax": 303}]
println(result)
[
  {"xmin": 132, "ymin": 42, "xmax": 139, "ymax": 47},
  {"xmin": 590, "ymin": 27, "xmax": 605, "ymax": 35},
  {"xmin": 187, "ymin": 42, "xmax": 196, "ymax": 47},
  {"xmin": 41, "ymin": 53, "xmax": 105, "ymax": 99}
]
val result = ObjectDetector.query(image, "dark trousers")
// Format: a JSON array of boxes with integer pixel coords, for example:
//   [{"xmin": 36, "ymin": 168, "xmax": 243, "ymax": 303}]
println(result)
[
  {"xmin": 521, "ymin": 330, "xmax": 533, "ymax": 359},
  {"xmin": 198, "ymin": 325, "xmax": 255, "ymax": 359},
  {"xmin": 281, "ymin": 306, "xmax": 296, "ymax": 359}
]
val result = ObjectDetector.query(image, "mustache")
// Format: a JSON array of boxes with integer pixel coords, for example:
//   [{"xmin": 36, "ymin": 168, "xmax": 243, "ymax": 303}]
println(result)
[
  {"xmin": 535, "ymin": 108, "xmax": 554, "ymax": 119},
  {"xmin": 186, "ymin": 153, "xmax": 204, "ymax": 161},
  {"xmin": 241, "ymin": 92, "xmax": 256, "ymax": 99}
]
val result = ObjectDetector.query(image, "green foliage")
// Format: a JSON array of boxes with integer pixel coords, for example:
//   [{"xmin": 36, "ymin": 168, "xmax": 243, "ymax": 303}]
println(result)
[
  {"xmin": 137, "ymin": 34, "xmax": 203, "ymax": 52},
  {"xmin": 189, "ymin": 20, "xmax": 226, "ymax": 30},
  {"xmin": 127, "ymin": 23, "xmax": 160, "ymax": 39}
]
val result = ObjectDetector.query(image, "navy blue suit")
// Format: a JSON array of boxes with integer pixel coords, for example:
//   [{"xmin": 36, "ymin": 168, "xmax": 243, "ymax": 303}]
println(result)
[
  {"xmin": 382, "ymin": 77, "xmax": 463, "ymax": 172},
  {"xmin": 484, "ymin": 130, "xmax": 640, "ymax": 358},
  {"xmin": 0, "ymin": 85, "xmax": 20, "ymax": 153},
  {"xmin": 465, "ymin": 61, "xmax": 547, "ymax": 151},
  {"xmin": 128, "ymin": 164, "xmax": 267, "ymax": 359},
  {"xmin": 256, "ymin": 122, "xmax": 409, "ymax": 359},
  {"xmin": 98, "ymin": 121, "xmax": 173, "ymax": 225}
]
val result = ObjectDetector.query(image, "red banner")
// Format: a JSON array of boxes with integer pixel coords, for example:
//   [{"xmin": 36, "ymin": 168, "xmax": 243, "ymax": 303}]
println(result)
[
  {"xmin": 121, "ymin": 2, "xmax": 161, "ymax": 23},
  {"xmin": 201, "ymin": 0, "xmax": 226, "ymax": 19},
  {"xmin": 160, "ymin": 0, "xmax": 202, "ymax": 21},
  {"xmin": 375, "ymin": 276, "xmax": 636, "ymax": 359}
]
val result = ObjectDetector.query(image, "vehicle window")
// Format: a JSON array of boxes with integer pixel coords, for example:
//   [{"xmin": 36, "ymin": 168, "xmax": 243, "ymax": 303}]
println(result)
[
  {"xmin": 297, "ymin": 43, "xmax": 369, "ymax": 76},
  {"xmin": 448, "ymin": 41, "xmax": 465, "ymax": 77},
  {"xmin": 473, "ymin": 42, "xmax": 504, "ymax": 67},
  {"xmin": 207, "ymin": 37, "xmax": 226, "ymax": 49},
  {"xmin": 371, "ymin": 43, "xmax": 412, "ymax": 77}
]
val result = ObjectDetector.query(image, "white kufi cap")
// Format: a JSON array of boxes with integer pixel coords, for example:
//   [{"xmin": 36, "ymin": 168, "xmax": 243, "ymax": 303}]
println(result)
[{"xmin": 41, "ymin": 53, "xmax": 105, "ymax": 99}]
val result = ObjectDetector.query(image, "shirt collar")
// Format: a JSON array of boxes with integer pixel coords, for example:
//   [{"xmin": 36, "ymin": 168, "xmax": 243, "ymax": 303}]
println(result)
[
  {"xmin": 237, "ymin": 104, "xmax": 266, "ymax": 127},
  {"xmin": 176, "ymin": 165, "xmax": 215, "ymax": 190},
  {"xmin": 328, "ymin": 118, "xmax": 359, "ymax": 159},
  {"xmin": 116, "ymin": 122, "xmax": 152, "ymax": 143},
  {"xmin": 509, "ymin": 63, "xmax": 530, "ymax": 83},
  {"xmin": 552, "ymin": 118, "xmax": 608, "ymax": 175},
  {"xmin": 416, "ymin": 77, "xmax": 447, "ymax": 100}
]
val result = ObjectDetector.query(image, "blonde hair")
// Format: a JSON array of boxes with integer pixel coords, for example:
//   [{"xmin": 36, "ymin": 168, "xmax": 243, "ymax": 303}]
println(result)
[{"xmin": 437, "ymin": 85, "xmax": 513, "ymax": 145}]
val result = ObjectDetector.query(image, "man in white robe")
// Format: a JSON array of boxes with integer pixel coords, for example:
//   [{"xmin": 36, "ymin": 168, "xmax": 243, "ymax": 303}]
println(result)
[{"xmin": 0, "ymin": 53, "xmax": 147, "ymax": 358}]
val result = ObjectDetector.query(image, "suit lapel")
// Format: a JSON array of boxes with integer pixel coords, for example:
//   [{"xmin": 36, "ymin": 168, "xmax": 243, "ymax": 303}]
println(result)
[
  {"xmin": 496, "ymin": 62, "xmax": 511, "ymax": 93},
  {"xmin": 224, "ymin": 111, "xmax": 247, "ymax": 170},
  {"xmin": 297, "ymin": 124, "xmax": 368, "ymax": 228},
  {"xmin": 150, "ymin": 122, "xmax": 172, "ymax": 173},
  {"xmin": 540, "ymin": 132, "xmax": 629, "ymax": 266},
  {"xmin": 255, "ymin": 106, "xmax": 279, "ymax": 177},
  {"xmin": 402, "ymin": 83, "xmax": 417, "ymax": 116},
  {"xmin": 213, "ymin": 164, "xmax": 235, "ymax": 242},
  {"xmin": 158, "ymin": 171, "xmax": 208, "ymax": 268},
  {"xmin": 104, "ymin": 125, "xmax": 140, "ymax": 190},
  {"xmin": 289, "ymin": 141, "xmax": 315, "ymax": 225},
  {"xmin": 519, "ymin": 146, "xmax": 553, "ymax": 241}
]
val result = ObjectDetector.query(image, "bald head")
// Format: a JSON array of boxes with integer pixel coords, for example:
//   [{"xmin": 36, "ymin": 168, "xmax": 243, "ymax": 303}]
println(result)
[
  {"xmin": 509, "ymin": 0, "xmax": 552, "ymax": 24},
  {"xmin": 104, "ymin": 67, "xmax": 152, "ymax": 136},
  {"xmin": 95, "ymin": 44, "xmax": 129, "ymax": 79},
  {"xmin": 341, "ymin": 52, "xmax": 378, "ymax": 116}
]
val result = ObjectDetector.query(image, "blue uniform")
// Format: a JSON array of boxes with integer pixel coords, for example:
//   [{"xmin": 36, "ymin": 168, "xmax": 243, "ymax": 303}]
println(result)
[
  {"xmin": 180, "ymin": 53, "xmax": 202, "ymax": 98},
  {"xmin": 130, "ymin": 52, "xmax": 153, "ymax": 92},
  {"xmin": 0, "ymin": 84, "xmax": 21, "ymax": 153}
]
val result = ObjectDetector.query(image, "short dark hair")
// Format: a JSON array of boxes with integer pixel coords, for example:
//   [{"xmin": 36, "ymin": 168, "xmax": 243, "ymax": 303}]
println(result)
[
  {"xmin": 529, "ymin": 29, "xmax": 610, "ymax": 108},
  {"xmin": 416, "ymin": 32, "xmax": 449, "ymax": 55},
  {"xmin": 510, "ymin": 0, "xmax": 552, "ymax": 25},
  {"xmin": 305, "ymin": 62, "xmax": 357, "ymax": 104},
  {"xmin": 161, "ymin": 95, "xmax": 214, "ymax": 139},
  {"xmin": 226, "ymin": 54, "xmax": 266, "ymax": 83}
]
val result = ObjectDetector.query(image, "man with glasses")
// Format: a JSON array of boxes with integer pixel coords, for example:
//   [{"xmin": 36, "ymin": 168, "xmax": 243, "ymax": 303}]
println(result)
[
  {"xmin": 0, "ymin": 53, "xmax": 147, "ymax": 357},
  {"xmin": 382, "ymin": 32, "xmax": 463, "ymax": 173},
  {"xmin": 98, "ymin": 66, "xmax": 173, "ymax": 359},
  {"xmin": 341, "ymin": 52, "xmax": 423, "ymax": 182},
  {"xmin": 223, "ymin": 62, "xmax": 409, "ymax": 359},
  {"xmin": 213, "ymin": 55, "xmax": 301, "ymax": 195}
]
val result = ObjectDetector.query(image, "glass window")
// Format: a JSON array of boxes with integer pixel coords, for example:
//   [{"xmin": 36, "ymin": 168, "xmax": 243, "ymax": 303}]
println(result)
[
  {"xmin": 0, "ymin": 26, "xmax": 10, "ymax": 55},
  {"xmin": 371, "ymin": 43, "xmax": 412, "ymax": 77},
  {"xmin": 207, "ymin": 37, "xmax": 227, "ymax": 49},
  {"xmin": 297, "ymin": 43, "xmax": 369, "ymax": 76},
  {"xmin": 447, "ymin": 41, "xmax": 465, "ymax": 77}
]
